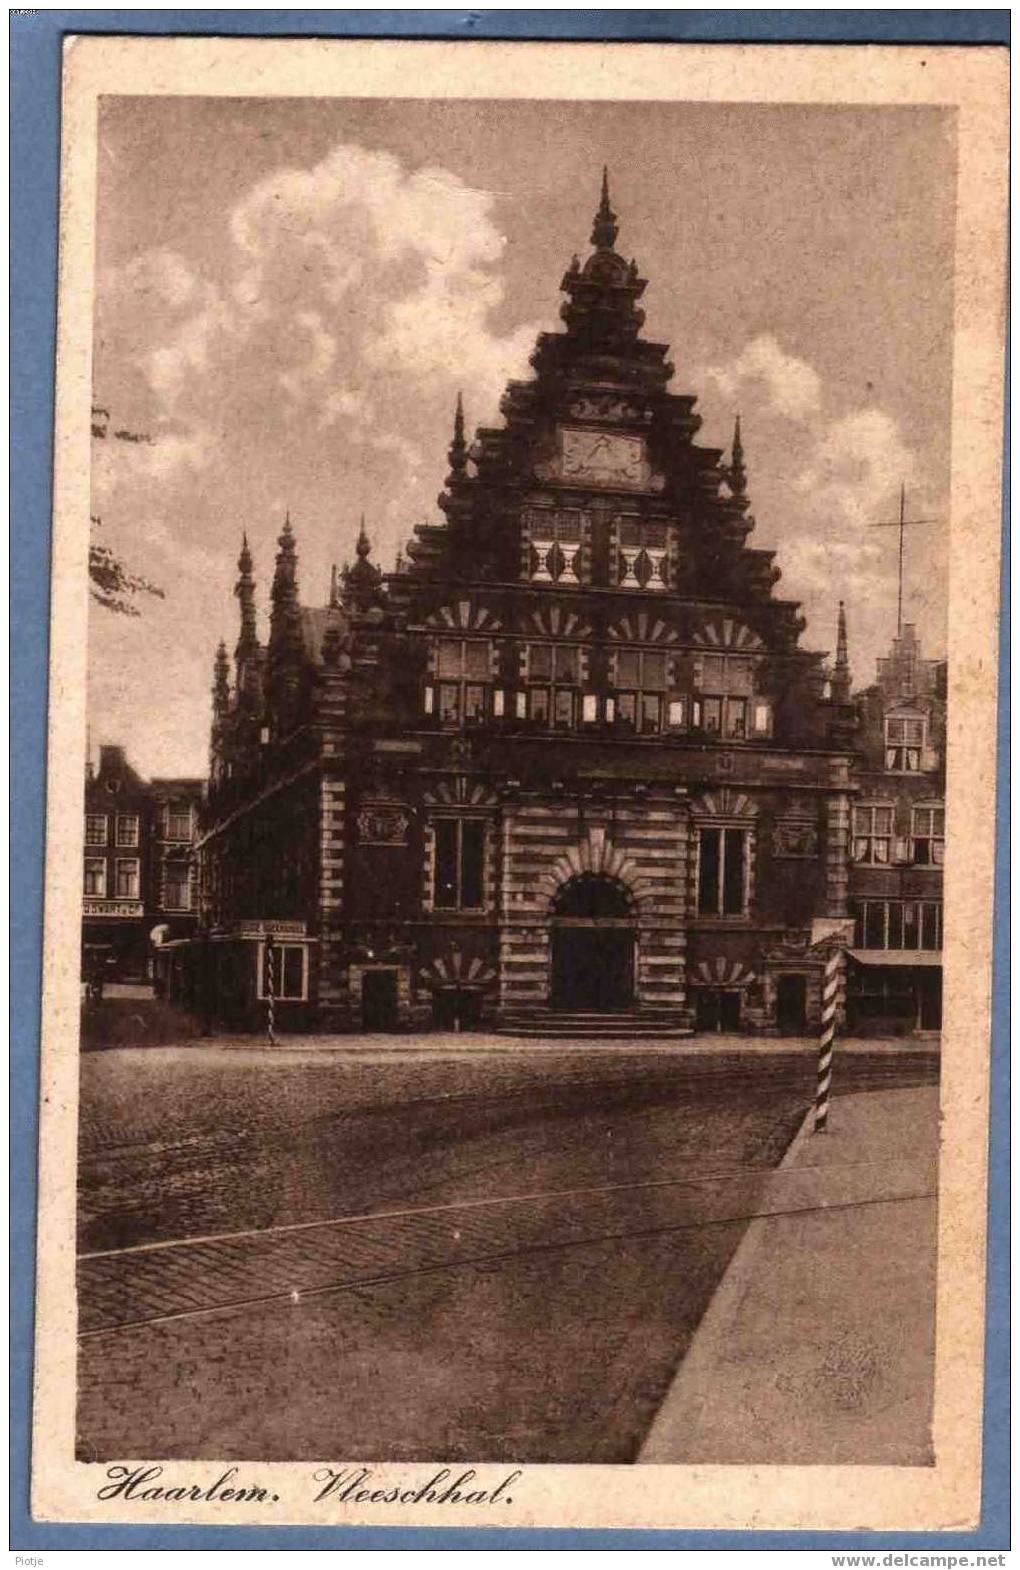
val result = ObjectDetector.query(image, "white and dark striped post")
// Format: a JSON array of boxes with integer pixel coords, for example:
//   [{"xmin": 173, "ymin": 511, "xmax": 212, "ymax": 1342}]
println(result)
[
  {"xmin": 265, "ymin": 939, "xmax": 276, "ymax": 1046},
  {"xmin": 814, "ymin": 941, "xmax": 843, "ymax": 1133}
]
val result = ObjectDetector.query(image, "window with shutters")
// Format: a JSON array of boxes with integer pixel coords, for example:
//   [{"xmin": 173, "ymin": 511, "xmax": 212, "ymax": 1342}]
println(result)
[
  {"xmin": 432, "ymin": 818, "xmax": 486, "ymax": 910},
  {"xmin": 697, "ymin": 826, "xmax": 749, "ymax": 917}
]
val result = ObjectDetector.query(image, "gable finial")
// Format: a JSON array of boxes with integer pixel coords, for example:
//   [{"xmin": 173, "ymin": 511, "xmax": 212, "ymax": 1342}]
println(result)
[{"xmin": 591, "ymin": 165, "xmax": 619, "ymax": 251}]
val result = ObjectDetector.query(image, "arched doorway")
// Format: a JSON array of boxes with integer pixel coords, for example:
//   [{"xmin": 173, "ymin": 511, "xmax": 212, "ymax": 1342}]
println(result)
[{"xmin": 550, "ymin": 873, "xmax": 635, "ymax": 1012}]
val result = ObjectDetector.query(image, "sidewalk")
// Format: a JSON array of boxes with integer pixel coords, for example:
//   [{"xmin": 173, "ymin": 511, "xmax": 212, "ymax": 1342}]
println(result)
[
  {"xmin": 109, "ymin": 1030, "xmax": 940, "ymax": 1060},
  {"xmin": 638, "ymin": 1085, "xmax": 939, "ymax": 1466}
]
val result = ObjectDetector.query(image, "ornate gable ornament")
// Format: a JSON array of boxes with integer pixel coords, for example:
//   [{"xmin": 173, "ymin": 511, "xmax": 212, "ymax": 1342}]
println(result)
[
  {"xmin": 526, "ymin": 604, "xmax": 592, "ymax": 640},
  {"xmin": 608, "ymin": 610, "xmax": 679, "ymax": 644},
  {"xmin": 423, "ymin": 779, "xmax": 499, "ymax": 808},
  {"xmin": 534, "ymin": 825, "xmax": 656, "ymax": 908},
  {"xmin": 425, "ymin": 600, "xmax": 502, "ymax": 633},
  {"xmin": 691, "ymin": 958, "xmax": 756, "ymax": 988},
  {"xmin": 691, "ymin": 788, "xmax": 758, "ymax": 820},
  {"xmin": 693, "ymin": 616, "xmax": 764, "ymax": 651},
  {"xmin": 418, "ymin": 949, "xmax": 498, "ymax": 991}
]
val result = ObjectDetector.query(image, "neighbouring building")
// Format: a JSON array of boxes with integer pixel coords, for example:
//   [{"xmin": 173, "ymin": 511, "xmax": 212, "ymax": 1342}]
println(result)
[
  {"xmin": 845, "ymin": 622, "xmax": 946, "ymax": 1035},
  {"xmin": 184, "ymin": 174, "xmax": 865, "ymax": 1038},
  {"xmin": 82, "ymin": 744, "xmax": 203, "ymax": 981}
]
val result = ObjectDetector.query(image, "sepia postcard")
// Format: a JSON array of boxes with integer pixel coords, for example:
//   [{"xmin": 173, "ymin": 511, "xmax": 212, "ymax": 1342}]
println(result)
[{"xmin": 31, "ymin": 36, "xmax": 1007, "ymax": 1533}]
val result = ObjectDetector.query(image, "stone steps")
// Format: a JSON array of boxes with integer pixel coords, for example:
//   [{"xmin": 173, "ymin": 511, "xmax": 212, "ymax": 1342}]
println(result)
[{"xmin": 497, "ymin": 1009, "xmax": 693, "ymax": 1040}]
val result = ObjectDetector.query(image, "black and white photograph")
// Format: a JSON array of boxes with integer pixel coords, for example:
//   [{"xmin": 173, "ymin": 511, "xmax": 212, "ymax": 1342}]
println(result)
[{"xmin": 31, "ymin": 36, "xmax": 1007, "ymax": 1534}]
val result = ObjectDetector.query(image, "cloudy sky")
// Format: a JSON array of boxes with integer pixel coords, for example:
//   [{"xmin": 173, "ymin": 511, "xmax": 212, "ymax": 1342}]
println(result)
[{"xmin": 90, "ymin": 96, "xmax": 955, "ymax": 776}]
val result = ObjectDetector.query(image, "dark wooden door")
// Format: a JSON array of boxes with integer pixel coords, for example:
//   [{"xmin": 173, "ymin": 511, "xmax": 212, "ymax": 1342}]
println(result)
[
  {"xmin": 551, "ymin": 926, "xmax": 634, "ymax": 1012},
  {"xmin": 776, "ymin": 974, "xmax": 808, "ymax": 1034},
  {"xmin": 696, "ymin": 988, "xmax": 742, "ymax": 1033},
  {"xmin": 361, "ymin": 969, "xmax": 399, "ymax": 1032}
]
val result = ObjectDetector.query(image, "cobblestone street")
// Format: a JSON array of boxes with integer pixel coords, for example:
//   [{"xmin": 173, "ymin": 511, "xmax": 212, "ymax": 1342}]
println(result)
[{"xmin": 77, "ymin": 1035, "xmax": 938, "ymax": 1462}]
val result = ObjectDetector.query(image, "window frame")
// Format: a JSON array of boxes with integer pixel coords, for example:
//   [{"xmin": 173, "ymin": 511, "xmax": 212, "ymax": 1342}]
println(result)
[
  {"xmin": 431, "ymin": 816, "xmax": 488, "ymax": 912},
  {"xmin": 162, "ymin": 863, "xmax": 192, "ymax": 911},
  {"xmin": 85, "ymin": 814, "xmax": 108, "ymax": 846},
  {"xmin": 115, "ymin": 813, "xmax": 140, "ymax": 847},
  {"xmin": 852, "ymin": 898, "xmax": 943, "ymax": 952},
  {"xmin": 83, "ymin": 857, "xmax": 107, "ymax": 897},
  {"xmin": 613, "ymin": 647, "xmax": 670, "ymax": 735},
  {"xmin": 911, "ymin": 803, "xmax": 945, "ymax": 866},
  {"xmin": 430, "ymin": 638, "xmax": 493, "ymax": 725},
  {"xmin": 113, "ymin": 856, "xmax": 141, "ymax": 899},
  {"xmin": 257, "ymin": 941, "xmax": 309, "ymax": 1001},
  {"xmin": 884, "ymin": 711, "xmax": 927, "ymax": 773},
  {"xmin": 696, "ymin": 824, "xmax": 751, "ymax": 918},
  {"xmin": 852, "ymin": 803, "xmax": 895, "ymax": 866},
  {"xmin": 164, "ymin": 806, "xmax": 193, "ymax": 841}
]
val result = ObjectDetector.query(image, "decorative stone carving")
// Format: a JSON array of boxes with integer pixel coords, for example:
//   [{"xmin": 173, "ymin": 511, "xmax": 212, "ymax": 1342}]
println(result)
[
  {"xmin": 773, "ymin": 816, "xmax": 820, "ymax": 858},
  {"xmin": 356, "ymin": 805, "xmax": 411, "ymax": 846}
]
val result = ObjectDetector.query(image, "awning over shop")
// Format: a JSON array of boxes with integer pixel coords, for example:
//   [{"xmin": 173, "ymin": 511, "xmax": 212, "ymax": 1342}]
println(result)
[{"xmin": 848, "ymin": 949, "xmax": 942, "ymax": 968}]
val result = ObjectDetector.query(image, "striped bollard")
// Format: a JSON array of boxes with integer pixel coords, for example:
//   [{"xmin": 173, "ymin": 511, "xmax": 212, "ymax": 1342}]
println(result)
[
  {"xmin": 814, "ymin": 943, "xmax": 842, "ymax": 1133},
  {"xmin": 266, "ymin": 940, "xmax": 276, "ymax": 1046}
]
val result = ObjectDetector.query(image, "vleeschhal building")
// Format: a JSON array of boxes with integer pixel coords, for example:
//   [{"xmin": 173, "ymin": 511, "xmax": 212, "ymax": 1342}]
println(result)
[{"xmin": 191, "ymin": 177, "xmax": 861, "ymax": 1037}]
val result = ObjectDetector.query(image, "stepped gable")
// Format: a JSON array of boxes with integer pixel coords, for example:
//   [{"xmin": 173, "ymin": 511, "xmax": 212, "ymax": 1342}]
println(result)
[{"xmin": 401, "ymin": 169, "xmax": 801, "ymax": 636}]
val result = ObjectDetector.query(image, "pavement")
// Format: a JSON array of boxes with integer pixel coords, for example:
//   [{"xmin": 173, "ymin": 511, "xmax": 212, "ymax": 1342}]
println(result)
[
  {"xmin": 638, "ymin": 1084, "xmax": 939, "ymax": 1466},
  {"xmin": 92, "ymin": 1027, "xmax": 939, "ymax": 1060}
]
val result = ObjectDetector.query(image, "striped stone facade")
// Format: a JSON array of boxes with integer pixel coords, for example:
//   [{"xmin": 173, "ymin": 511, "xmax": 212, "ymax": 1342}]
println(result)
[{"xmin": 192, "ymin": 176, "xmax": 868, "ymax": 1038}]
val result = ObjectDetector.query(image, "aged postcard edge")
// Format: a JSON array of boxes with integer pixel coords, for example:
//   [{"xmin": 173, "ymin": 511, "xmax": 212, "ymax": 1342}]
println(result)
[{"xmin": 31, "ymin": 36, "xmax": 1008, "ymax": 1532}]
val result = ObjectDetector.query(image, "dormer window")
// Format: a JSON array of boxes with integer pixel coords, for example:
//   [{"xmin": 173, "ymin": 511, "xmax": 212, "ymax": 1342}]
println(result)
[{"xmin": 885, "ymin": 713, "xmax": 925, "ymax": 772}]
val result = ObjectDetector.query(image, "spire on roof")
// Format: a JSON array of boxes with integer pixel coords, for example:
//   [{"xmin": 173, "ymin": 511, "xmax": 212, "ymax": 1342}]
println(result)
[
  {"xmin": 345, "ymin": 516, "xmax": 383, "ymax": 608},
  {"xmin": 234, "ymin": 532, "xmax": 258, "ymax": 655},
  {"xmin": 212, "ymin": 639, "xmax": 230, "ymax": 718},
  {"xmin": 447, "ymin": 391, "xmax": 468, "ymax": 479},
  {"xmin": 591, "ymin": 166, "xmax": 619, "ymax": 252},
  {"xmin": 730, "ymin": 415, "xmax": 746, "ymax": 496},
  {"xmin": 832, "ymin": 600, "xmax": 852, "ymax": 702}
]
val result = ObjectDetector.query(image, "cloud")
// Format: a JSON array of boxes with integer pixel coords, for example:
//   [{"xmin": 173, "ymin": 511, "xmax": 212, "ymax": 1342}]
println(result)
[{"xmin": 703, "ymin": 333, "xmax": 822, "ymax": 422}]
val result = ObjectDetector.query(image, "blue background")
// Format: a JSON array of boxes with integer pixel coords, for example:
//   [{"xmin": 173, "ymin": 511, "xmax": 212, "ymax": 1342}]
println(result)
[{"xmin": 11, "ymin": 8, "xmax": 1010, "ymax": 1552}]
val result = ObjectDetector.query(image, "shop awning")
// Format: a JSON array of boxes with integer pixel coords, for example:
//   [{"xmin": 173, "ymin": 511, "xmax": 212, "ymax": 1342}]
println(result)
[{"xmin": 848, "ymin": 949, "xmax": 942, "ymax": 968}]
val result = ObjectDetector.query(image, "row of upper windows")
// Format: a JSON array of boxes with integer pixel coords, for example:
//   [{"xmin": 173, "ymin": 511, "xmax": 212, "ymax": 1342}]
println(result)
[
  {"xmin": 424, "ymin": 683, "xmax": 772, "ymax": 739},
  {"xmin": 434, "ymin": 639, "xmax": 756, "ymax": 690},
  {"xmin": 85, "ymin": 813, "xmax": 139, "ymax": 847},
  {"xmin": 83, "ymin": 856, "xmax": 192, "ymax": 908},
  {"xmin": 852, "ymin": 899, "xmax": 942, "ymax": 952},
  {"xmin": 852, "ymin": 804, "xmax": 944, "ymax": 866},
  {"xmin": 85, "ymin": 807, "xmax": 194, "ymax": 845},
  {"xmin": 427, "ymin": 641, "xmax": 771, "ymax": 738},
  {"xmin": 524, "ymin": 512, "xmax": 669, "ymax": 591},
  {"xmin": 430, "ymin": 816, "xmax": 751, "ymax": 918}
]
